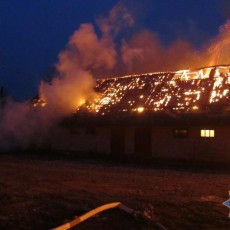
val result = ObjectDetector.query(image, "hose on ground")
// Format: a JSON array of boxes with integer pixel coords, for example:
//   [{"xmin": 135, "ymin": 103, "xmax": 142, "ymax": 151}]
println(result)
[{"xmin": 51, "ymin": 202, "xmax": 167, "ymax": 230}]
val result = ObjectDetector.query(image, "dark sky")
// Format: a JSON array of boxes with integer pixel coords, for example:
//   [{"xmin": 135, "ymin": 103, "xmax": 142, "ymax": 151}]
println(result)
[{"xmin": 0, "ymin": 0, "xmax": 229, "ymax": 100}]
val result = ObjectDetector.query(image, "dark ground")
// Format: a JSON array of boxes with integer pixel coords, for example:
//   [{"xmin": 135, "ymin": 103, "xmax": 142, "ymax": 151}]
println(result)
[{"xmin": 0, "ymin": 153, "xmax": 229, "ymax": 230}]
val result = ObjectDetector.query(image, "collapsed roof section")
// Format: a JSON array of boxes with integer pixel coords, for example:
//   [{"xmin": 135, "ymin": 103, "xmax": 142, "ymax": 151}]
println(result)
[{"xmin": 78, "ymin": 65, "xmax": 230, "ymax": 116}]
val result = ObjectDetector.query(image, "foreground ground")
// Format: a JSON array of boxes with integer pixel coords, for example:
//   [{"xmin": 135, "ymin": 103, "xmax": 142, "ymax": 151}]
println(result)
[{"xmin": 0, "ymin": 154, "xmax": 229, "ymax": 230}]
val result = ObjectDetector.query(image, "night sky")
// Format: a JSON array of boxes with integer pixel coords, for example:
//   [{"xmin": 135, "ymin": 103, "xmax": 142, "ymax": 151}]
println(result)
[{"xmin": 0, "ymin": 0, "xmax": 229, "ymax": 101}]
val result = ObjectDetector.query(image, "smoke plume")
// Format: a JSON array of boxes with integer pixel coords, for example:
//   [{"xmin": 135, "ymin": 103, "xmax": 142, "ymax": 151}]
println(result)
[
  {"xmin": 0, "ymin": 3, "xmax": 133, "ymax": 150},
  {"xmin": 118, "ymin": 19, "xmax": 230, "ymax": 75}
]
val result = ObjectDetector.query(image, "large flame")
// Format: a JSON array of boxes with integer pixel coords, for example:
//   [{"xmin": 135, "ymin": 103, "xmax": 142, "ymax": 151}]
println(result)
[{"xmin": 80, "ymin": 65, "xmax": 230, "ymax": 115}]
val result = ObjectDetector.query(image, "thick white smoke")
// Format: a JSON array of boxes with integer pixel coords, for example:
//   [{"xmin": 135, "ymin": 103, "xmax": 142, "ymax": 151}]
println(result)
[{"xmin": 0, "ymin": 3, "xmax": 133, "ymax": 150}]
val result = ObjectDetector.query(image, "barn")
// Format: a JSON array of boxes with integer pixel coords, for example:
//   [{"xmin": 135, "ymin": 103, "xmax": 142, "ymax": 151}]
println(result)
[{"xmin": 53, "ymin": 65, "xmax": 230, "ymax": 163}]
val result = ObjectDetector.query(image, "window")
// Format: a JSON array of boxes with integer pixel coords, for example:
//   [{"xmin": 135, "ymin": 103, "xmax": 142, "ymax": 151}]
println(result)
[
  {"xmin": 200, "ymin": 129, "xmax": 215, "ymax": 138},
  {"xmin": 174, "ymin": 129, "xmax": 188, "ymax": 138}
]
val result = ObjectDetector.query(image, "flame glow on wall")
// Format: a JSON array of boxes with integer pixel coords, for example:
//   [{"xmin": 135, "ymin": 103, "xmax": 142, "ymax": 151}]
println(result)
[{"xmin": 80, "ymin": 65, "xmax": 230, "ymax": 115}]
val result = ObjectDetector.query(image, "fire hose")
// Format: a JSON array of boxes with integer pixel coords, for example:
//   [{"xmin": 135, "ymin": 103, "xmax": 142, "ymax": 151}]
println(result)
[{"xmin": 51, "ymin": 202, "xmax": 168, "ymax": 230}]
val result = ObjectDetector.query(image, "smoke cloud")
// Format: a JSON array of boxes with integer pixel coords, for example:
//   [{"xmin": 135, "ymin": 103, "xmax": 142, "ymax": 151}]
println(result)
[
  {"xmin": 206, "ymin": 20, "xmax": 230, "ymax": 66},
  {"xmin": 120, "ymin": 30, "xmax": 195, "ymax": 73},
  {"xmin": 96, "ymin": 2, "xmax": 134, "ymax": 36},
  {"xmin": 0, "ymin": 3, "xmax": 133, "ymax": 150},
  {"xmin": 118, "ymin": 19, "xmax": 230, "ymax": 75}
]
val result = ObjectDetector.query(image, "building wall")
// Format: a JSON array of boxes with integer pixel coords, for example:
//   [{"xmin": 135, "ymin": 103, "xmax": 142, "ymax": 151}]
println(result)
[
  {"xmin": 152, "ymin": 126, "xmax": 195, "ymax": 159},
  {"xmin": 51, "ymin": 126, "xmax": 111, "ymax": 154},
  {"xmin": 96, "ymin": 127, "xmax": 111, "ymax": 154},
  {"xmin": 192, "ymin": 125, "xmax": 230, "ymax": 161},
  {"xmin": 125, "ymin": 127, "xmax": 135, "ymax": 155},
  {"xmin": 109, "ymin": 124, "xmax": 230, "ymax": 162},
  {"xmin": 151, "ymin": 125, "xmax": 230, "ymax": 161},
  {"xmin": 51, "ymin": 126, "xmax": 97, "ymax": 152},
  {"xmin": 56, "ymin": 123, "xmax": 230, "ymax": 162}
]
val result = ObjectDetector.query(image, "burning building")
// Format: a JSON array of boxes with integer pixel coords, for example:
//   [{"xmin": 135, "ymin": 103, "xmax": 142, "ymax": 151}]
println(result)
[
  {"xmin": 81, "ymin": 65, "xmax": 230, "ymax": 114},
  {"xmin": 53, "ymin": 65, "xmax": 230, "ymax": 163}
]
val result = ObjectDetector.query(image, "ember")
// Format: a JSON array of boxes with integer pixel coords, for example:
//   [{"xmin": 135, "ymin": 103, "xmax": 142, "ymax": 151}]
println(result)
[{"xmin": 79, "ymin": 65, "xmax": 230, "ymax": 114}]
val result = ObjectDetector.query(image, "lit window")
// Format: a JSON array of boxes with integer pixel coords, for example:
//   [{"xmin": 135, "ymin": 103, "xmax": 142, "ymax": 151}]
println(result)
[
  {"xmin": 200, "ymin": 129, "xmax": 215, "ymax": 138},
  {"xmin": 174, "ymin": 129, "xmax": 188, "ymax": 138}
]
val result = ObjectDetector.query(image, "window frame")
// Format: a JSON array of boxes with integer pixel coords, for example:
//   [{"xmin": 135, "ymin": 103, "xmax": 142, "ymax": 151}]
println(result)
[
  {"xmin": 200, "ymin": 129, "xmax": 215, "ymax": 138},
  {"xmin": 173, "ymin": 128, "xmax": 188, "ymax": 138}
]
